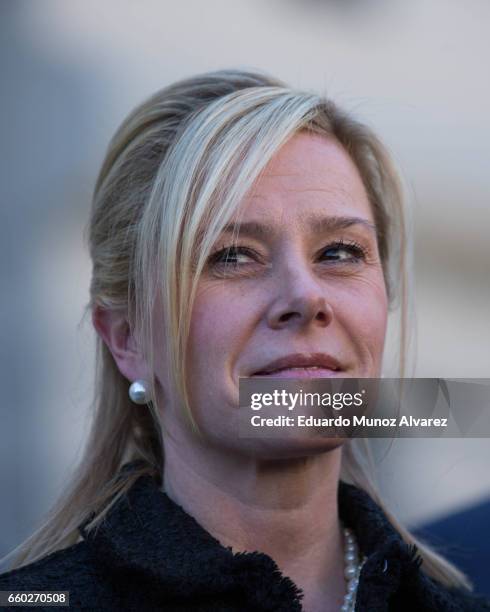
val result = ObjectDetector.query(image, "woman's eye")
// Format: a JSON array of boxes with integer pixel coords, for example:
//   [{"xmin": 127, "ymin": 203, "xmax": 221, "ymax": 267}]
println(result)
[
  {"xmin": 320, "ymin": 241, "xmax": 366, "ymax": 263},
  {"xmin": 207, "ymin": 241, "xmax": 367, "ymax": 274},
  {"xmin": 209, "ymin": 246, "xmax": 255, "ymax": 267}
]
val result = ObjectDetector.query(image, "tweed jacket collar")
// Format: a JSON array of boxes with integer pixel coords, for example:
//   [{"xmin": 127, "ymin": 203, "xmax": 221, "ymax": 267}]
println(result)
[{"xmin": 79, "ymin": 466, "xmax": 488, "ymax": 611}]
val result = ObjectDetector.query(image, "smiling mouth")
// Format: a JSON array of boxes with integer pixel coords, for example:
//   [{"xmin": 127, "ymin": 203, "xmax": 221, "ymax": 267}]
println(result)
[{"xmin": 252, "ymin": 366, "xmax": 341, "ymax": 379}]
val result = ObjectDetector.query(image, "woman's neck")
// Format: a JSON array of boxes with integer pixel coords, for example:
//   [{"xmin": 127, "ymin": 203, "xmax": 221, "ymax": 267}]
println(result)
[{"xmin": 162, "ymin": 439, "xmax": 346, "ymax": 611}]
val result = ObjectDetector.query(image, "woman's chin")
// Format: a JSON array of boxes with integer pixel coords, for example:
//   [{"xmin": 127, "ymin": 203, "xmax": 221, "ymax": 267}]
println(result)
[{"xmin": 241, "ymin": 436, "xmax": 346, "ymax": 461}]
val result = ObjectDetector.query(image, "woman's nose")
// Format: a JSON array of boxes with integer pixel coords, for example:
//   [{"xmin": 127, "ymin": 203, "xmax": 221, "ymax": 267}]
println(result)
[{"xmin": 266, "ymin": 263, "xmax": 334, "ymax": 331}]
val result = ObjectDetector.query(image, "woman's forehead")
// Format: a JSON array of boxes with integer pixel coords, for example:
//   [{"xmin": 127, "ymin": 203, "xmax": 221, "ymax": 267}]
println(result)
[
  {"xmin": 257, "ymin": 132, "xmax": 361, "ymax": 182},
  {"xmin": 235, "ymin": 133, "xmax": 375, "ymax": 227}
]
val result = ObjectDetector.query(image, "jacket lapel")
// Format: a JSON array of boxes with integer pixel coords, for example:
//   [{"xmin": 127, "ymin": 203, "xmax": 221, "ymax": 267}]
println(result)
[{"xmin": 79, "ymin": 468, "xmax": 479, "ymax": 611}]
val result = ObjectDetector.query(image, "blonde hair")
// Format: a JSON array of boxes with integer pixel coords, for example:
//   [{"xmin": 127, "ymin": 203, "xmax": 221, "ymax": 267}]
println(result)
[{"xmin": 6, "ymin": 69, "xmax": 470, "ymax": 590}]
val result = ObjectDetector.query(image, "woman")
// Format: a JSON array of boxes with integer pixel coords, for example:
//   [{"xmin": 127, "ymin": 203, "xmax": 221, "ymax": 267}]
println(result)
[{"xmin": 1, "ymin": 70, "xmax": 488, "ymax": 611}]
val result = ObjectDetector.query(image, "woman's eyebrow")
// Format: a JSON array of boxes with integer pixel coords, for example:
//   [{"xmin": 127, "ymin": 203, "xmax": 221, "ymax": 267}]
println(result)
[{"xmin": 221, "ymin": 215, "xmax": 376, "ymax": 239}]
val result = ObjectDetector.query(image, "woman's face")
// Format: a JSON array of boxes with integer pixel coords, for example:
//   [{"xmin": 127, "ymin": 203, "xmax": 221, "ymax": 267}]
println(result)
[{"xmin": 156, "ymin": 132, "xmax": 388, "ymax": 456}]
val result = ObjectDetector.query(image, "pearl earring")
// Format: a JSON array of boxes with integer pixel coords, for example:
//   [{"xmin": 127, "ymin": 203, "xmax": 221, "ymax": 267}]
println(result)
[{"xmin": 129, "ymin": 379, "xmax": 150, "ymax": 405}]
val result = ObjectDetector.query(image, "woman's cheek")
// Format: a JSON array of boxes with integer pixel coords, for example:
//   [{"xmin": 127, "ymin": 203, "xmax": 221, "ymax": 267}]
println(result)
[
  {"xmin": 189, "ymin": 289, "xmax": 243, "ymax": 380},
  {"xmin": 334, "ymin": 275, "xmax": 388, "ymax": 364}
]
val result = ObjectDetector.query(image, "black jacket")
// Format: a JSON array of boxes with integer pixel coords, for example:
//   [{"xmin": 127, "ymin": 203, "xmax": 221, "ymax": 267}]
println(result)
[{"xmin": 1, "ymin": 469, "xmax": 489, "ymax": 611}]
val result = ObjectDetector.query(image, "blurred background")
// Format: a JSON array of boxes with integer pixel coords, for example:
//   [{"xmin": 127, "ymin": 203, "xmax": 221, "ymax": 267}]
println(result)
[{"xmin": 1, "ymin": 0, "xmax": 489, "ymax": 589}]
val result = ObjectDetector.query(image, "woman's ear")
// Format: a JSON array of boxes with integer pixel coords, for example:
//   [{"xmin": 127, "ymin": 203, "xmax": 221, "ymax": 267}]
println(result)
[{"xmin": 92, "ymin": 306, "xmax": 149, "ymax": 383}]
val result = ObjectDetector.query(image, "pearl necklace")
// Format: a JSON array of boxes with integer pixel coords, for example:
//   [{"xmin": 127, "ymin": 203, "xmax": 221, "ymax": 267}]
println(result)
[{"xmin": 340, "ymin": 525, "xmax": 366, "ymax": 612}]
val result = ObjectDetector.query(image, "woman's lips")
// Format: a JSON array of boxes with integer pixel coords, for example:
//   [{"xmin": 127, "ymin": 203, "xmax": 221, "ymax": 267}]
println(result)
[{"xmin": 251, "ymin": 366, "xmax": 342, "ymax": 379}]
